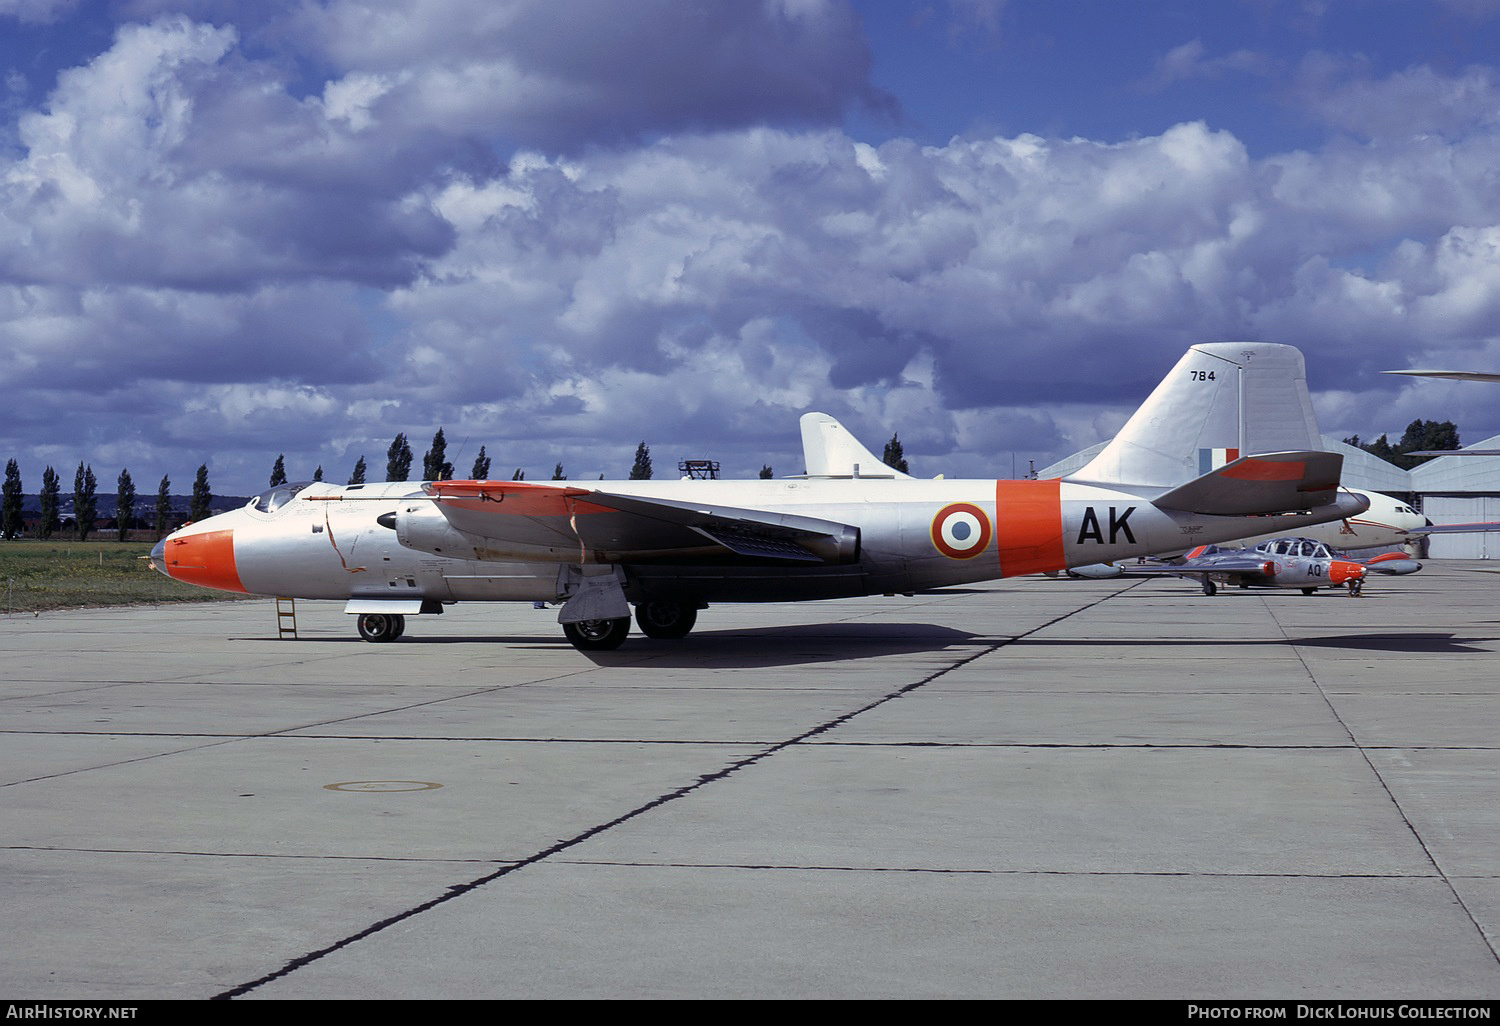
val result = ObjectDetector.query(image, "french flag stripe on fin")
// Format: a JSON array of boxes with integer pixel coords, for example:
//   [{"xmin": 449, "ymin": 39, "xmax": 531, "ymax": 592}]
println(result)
[{"xmin": 1198, "ymin": 448, "xmax": 1240, "ymax": 474}]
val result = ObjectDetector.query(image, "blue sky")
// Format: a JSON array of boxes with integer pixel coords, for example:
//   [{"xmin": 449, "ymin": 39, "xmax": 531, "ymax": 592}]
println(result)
[
  {"xmin": 856, "ymin": 1, "xmax": 1500, "ymax": 152},
  {"xmin": 3, "ymin": 0, "xmax": 1500, "ymax": 494}
]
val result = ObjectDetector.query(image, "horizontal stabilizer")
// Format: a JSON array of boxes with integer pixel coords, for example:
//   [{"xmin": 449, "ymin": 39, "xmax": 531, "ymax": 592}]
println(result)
[{"xmin": 1152, "ymin": 451, "xmax": 1343, "ymax": 516}]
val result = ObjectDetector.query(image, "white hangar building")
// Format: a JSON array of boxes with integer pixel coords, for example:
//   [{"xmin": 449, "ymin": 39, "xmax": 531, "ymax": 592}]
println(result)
[{"xmin": 1409, "ymin": 435, "xmax": 1500, "ymax": 559}]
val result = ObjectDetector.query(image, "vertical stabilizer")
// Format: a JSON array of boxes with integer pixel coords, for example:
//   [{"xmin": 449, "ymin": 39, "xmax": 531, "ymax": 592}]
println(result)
[
  {"xmin": 799, "ymin": 413, "xmax": 912, "ymax": 479},
  {"xmin": 1070, "ymin": 342, "xmax": 1323, "ymax": 489}
]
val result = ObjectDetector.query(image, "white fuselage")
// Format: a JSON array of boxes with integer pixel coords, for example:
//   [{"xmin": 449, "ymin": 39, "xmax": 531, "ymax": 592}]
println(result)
[{"xmin": 155, "ymin": 476, "xmax": 1370, "ymax": 608}]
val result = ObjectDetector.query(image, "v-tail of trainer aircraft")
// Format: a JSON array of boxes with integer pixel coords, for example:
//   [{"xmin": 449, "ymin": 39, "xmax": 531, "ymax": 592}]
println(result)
[{"xmin": 151, "ymin": 342, "xmax": 1368, "ymax": 650}]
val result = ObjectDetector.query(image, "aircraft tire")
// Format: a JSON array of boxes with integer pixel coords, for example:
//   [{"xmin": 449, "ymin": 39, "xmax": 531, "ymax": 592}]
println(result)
[
  {"xmin": 1201, "ymin": 580, "xmax": 1217, "ymax": 596},
  {"xmin": 1301, "ymin": 588, "xmax": 1317, "ymax": 596},
  {"xmin": 634, "ymin": 601, "xmax": 698, "ymax": 640},
  {"xmin": 563, "ymin": 617, "xmax": 631, "ymax": 651},
  {"xmin": 357, "ymin": 613, "xmax": 405, "ymax": 642}
]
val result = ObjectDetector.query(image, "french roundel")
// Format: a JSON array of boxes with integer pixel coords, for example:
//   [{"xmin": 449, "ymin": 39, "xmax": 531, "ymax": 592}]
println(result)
[{"xmin": 931, "ymin": 503, "xmax": 992, "ymax": 559}]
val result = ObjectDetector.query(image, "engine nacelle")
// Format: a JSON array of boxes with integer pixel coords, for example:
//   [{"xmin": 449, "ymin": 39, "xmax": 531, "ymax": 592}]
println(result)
[
  {"xmin": 388, "ymin": 503, "xmax": 596, "ymax": 562},
  {"xmin": 388, "ymin": 504, "xmax": 489, "ymax": 559}
]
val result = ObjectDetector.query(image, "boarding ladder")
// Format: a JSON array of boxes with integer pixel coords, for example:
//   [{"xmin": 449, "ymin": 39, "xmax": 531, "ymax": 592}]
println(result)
[{"xmin": 275, "ymin": 597, "xmax": 298, "ymax": 639}]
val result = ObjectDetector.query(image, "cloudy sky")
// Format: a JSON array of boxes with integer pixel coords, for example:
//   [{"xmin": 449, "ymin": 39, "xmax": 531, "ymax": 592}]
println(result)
[{"xmin": 5, "ymin": 0, "xmax": 1500, "ymax": 495}]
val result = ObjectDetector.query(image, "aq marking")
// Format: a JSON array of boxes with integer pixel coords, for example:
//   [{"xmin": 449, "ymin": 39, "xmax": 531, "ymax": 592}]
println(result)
[{"xmin": 931, "ymin": 503, "xmax": 993, "ymax": 559}]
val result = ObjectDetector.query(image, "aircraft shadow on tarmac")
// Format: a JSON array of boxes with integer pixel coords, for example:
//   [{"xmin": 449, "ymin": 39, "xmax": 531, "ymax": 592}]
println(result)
[
  {"xmin": 250, "ymin": 622, "xmax": 994, "ymax": 668},
  {"xmin": 1011, "ymin": 632, "xmax": 1497, "ymax": 654},
  {"xmin": 567, "ymin": 623, "xmax": 995, "ymax": 668}
]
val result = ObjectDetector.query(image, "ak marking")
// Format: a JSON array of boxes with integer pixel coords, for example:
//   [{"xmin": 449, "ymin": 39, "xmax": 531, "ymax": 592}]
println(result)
[{"xmin": 1077, "ymin": 505, "xmax": 1137, "ymax": 545}]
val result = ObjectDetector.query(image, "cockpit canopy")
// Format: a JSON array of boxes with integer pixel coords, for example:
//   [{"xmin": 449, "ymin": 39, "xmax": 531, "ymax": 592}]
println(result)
[
  {"xmin": 1255, "ymin": 537, "xmax": 1331, "ymax": 559},
  {"xmin": 250, "ymin": 481, "xmax": 312, "ymax": 514}
]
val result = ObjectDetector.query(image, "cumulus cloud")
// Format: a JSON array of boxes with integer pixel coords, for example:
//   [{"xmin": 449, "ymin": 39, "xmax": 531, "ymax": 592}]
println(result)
[
  {"xmin": 4, "ymin": 3, "xmax": 1500, "ymax": 492},
  {"xmin": 1141, "ymin": 39, "xmax": 1277, "ymax": 93},
  {"xmin": 278, "ymin": 0, "xmax": 893, "ymax": 152},
  {"xmin": 1292, "ymin": 55, "xmax": 1500, "ymax": 141},
  {"xmin": 0, "ymin": 0, "xmax": 78, "ymax": 24}
]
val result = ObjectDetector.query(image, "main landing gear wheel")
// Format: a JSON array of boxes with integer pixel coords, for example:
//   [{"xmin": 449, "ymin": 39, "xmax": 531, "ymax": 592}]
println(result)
[
  {"xmin": 1301, "ymin": 587, "xmax": 1318, "ymax": 596},
  {"xmin": 1347, "ymin": 580, "xmax": 1364, "ymax": 597},
  {"xmin": 1201, "ymin": 580, "xmax": 1217, "ymax": 596},
  {"xmin": 634, "ymin": 601, "xmax": 698, "ymax": 640},
  {"xmin": 563, "ymin": 617, "xmax": 631, "ymax": 651},
  {"xmin": 357, "ymin": 613, "xmax": 406, "ymax": 642}
]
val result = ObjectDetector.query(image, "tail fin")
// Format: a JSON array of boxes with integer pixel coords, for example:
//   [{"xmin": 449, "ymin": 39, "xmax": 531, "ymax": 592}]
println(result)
[
  {"xmin": 1069, "ymin": 342, "xmax": 1322, "ymax": 489},
  {"xmin": 799, "ymin": 413, "xmax": 912, "ymax": 479}
]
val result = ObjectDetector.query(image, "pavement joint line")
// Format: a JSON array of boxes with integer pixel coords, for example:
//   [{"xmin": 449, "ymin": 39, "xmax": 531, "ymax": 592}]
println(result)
[
  {"xmin": 211, "ymin": 580, "xmax": 1147, "ymax": 999},
  {"xmin": 6, "ymin": 844, "xmax": 514, "ymax": 863},
  {"xmin": 553, "ymin": 860, "xmax": 1455, "ymax": 879},
  {"xmin": 11, "ymin": 846, "xmax": 1500, "ymax": 881},
  {"xmin": 4, "ymin": 729, "xmax": 1497, "ymax": 752},
  {"xmin": 0, "ymin": 662, "xmax": 619, "ymax": 789},
  {"xmin": 1263, "ymin": 595, "xmax": 1500, "ymax": 969}
]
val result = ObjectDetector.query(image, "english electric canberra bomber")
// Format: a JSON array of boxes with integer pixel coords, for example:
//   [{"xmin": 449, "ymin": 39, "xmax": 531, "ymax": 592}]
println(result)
[{"xmin": 151, "ymin": 343, "xmax": 1370, "ymax": 650}]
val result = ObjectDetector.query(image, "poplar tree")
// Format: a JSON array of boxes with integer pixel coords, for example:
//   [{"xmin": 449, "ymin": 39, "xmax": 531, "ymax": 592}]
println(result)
[
  {"xmin": 629, "ymin": 441, "xmax": 652, "ymax": 480},
  {"xmin": 759, "ymin": 465, "xmax": 774, "ymax": 479},
  {"xmin": 882, "ymin": 433, "xmax": 909, "ymax": 474},
  {"xmin": 40, "ymin": 466, "xmax": 60, "ymax": 539},
  {"xmin": 74, "ymin": 463, "xmax": 98, "ymax": 541},
  {"xmin": 2, "ymin": 459, "xmax": 21, "ymax": 539},
  {"xmin": 154, "ymin": 475, "xmax": 172, "ymax": 538},
  {"xmin": 422, "ymin": 428, "xmax": 453, "ymax": 480},
  {"xmin": 190, "ymin": 465, "xmax": 212, "ymax": 522},
  {"xmin": 551, "ymin": 463, "xmax": 566, "ymax": 481},
  {"xmin": 471, "ymin": 446, "xmax": 491, "ymax": 480},
  {"xmin": 386, "ymin": 433, "xmax": 412, "ymax": 481},
  {"xmin": 116, "ymin": 468, "xmax": 136, "ymax": 541},
  {"xmin": 269, "ymin": 454, "xmax": 287, "ymax": 487},
  {"xmin": 348, "ymin": 456, "xmax": 367, "ymax": 485},
  {"xmin": 512, "ymin": 468, "xmax": 525, "ymax": 481}
]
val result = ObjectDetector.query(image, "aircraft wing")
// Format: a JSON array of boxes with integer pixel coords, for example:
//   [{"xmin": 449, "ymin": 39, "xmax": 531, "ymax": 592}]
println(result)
[
  {"xmin": 1383, "ymin": 370, "xmax": 1500, "ymax": 383},
  {"xmin": 1130, "ymin": 551, "xmax": 1279, "ymax": 581},
  {"xmin": 1152, "ymin": 451, "xmax": 1343, "ymax": 516},
  {"xmin": 1408, "ymin": 521, "xmax": 1500, "ymax": 534},
  {"xmin": 423, "ymin": 480, "xmax": 861, "ymax": 564}
]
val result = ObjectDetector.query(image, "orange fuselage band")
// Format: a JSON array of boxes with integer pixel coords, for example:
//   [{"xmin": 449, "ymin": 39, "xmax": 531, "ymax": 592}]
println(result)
[{"xmin": 995, "ymin": 479, "xmax": 1066, "ymax": 577}]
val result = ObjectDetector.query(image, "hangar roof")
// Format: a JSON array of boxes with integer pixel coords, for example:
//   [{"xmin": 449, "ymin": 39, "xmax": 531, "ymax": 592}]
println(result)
[{"xmin": 1409, "ymin": 434, "xmax": 1500, "ymax": 493}]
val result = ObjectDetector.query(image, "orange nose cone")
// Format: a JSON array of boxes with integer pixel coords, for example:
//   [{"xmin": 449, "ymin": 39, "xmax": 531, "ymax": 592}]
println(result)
[
  {"xmin": 1329, "ymin": 560, "xmax": 1365, "ymax": 586},
  {"xmin": 162, "ymin": 529, "xmax": 246, "ymax": 593}
]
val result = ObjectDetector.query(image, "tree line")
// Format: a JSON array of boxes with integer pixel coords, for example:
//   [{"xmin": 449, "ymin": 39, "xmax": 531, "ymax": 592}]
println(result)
[
  {"xmin": 1, "ymin": 427, "xmax": 915, "ymax": 542},
  {"xmin": 1342, "ymin": 419, "xmax": 1461, "ymax": 470},
  {"xmin": 2, "ymin": 460, "xmax": 213, "ymax": 542}
]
